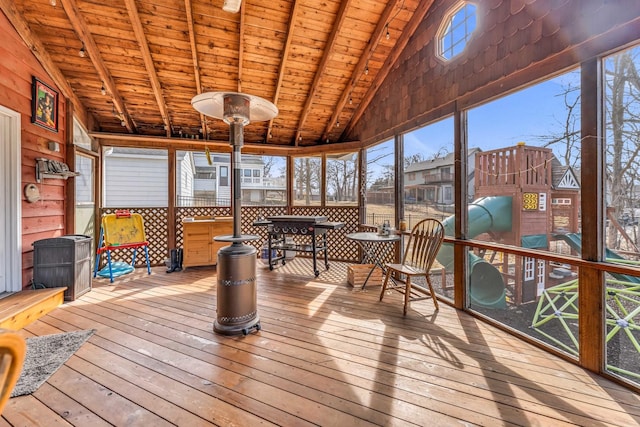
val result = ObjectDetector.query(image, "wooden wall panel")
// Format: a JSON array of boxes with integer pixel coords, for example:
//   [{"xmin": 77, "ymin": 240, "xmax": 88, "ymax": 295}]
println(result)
[{"xmin": 1, "ymin": 11, "xmax": 68, "ymax": 288}]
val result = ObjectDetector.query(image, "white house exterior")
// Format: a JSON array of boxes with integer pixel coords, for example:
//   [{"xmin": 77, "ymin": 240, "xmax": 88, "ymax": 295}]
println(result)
[{"xmin": 102, "ymin": 147, "xmax": 168, "ymax": 207}]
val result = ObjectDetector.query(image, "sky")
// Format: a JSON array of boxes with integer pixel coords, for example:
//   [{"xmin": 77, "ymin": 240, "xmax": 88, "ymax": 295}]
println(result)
[{"xmin": 366, "ymin": 68, "xmax": 582, "ymax": 180}]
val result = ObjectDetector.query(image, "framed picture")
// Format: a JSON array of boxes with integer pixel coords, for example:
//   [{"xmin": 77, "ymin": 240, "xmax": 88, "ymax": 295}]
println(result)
[{"xmin": 31, "ymin": 76, "xmax": 58, "ymax": 132}]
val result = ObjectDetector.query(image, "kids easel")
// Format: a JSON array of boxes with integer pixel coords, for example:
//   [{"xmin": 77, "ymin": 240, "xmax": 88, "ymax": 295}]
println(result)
[{"xmin": 93, "ymin": 210, "xmax": 151, "ymax": 282}]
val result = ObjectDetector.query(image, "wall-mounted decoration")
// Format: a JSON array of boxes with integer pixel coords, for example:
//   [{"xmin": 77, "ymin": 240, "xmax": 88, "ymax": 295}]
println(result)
[
  {"xmin": 35, "ymin": 158, "xmax": 78, "ymax": 183},
  {"xmin": 24, "ymin": 184, "xmax": 40, "ymax": 203},
  {"xmin": 31, "ymin": 76, "xmax": 58, "ymax": 133}
]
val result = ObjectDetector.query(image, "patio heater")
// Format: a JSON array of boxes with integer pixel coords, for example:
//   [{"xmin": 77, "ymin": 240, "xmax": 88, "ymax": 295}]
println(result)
[{"xmin": 191, "ymin": 92, "xmax": 278, "ymax": 335}]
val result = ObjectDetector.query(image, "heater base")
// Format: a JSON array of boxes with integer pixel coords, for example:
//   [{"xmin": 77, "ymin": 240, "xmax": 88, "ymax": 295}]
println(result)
[{"xmin": 213, "ymin": 317, "xmax": 261, "ymax": 336}]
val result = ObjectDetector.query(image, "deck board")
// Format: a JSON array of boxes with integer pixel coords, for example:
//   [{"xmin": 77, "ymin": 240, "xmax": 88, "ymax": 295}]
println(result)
[{"xmin": 3, "ymin": 261, "xmax": 640, "ymax": 426}]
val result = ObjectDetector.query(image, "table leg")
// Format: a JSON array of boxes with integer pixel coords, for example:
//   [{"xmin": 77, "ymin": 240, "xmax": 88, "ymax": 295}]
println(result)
[{"xmin": 360, "ymin": 241, "xmax": 395, "ymax": 290}]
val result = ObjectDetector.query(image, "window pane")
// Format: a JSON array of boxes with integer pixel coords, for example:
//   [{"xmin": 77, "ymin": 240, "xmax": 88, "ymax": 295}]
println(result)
[
  {"xmin": 176, "ymin": 151, "xmax": 285, "ymax": 206},
  {"xmin": 604, "ymin": 45, "xmax": 640, "ymax": 262},
  {"xmin": 326, "ymin": 152, "xmax": 358, "ymax": 206},
  {"xmin": 439, "ymin": 3, "xmax": 477, "ymax": 60},
  {"xmin": 466, "ymin": 70, "xmax": 582, "ymax": 350},
  {"xmin": 103, "ymin": 147, "xmax": 167, "ymax": 207},
  {"xmin": 365, "ymin": 139, "xmax": 395, "ymax": 226},
  {"xmin": 75, "ymin": 154, "xmax": 94, "ymax": 204},
  {"xmin": 603, "ymin": 45, "xmax": 640, "ymax": 387},
  {"xmin": 403, "ymin": 117, "xmax": 454, "ymax": 227},
  {"xmin": 293, "ymin": 156, "xmax": 321, "ymax": 206}
]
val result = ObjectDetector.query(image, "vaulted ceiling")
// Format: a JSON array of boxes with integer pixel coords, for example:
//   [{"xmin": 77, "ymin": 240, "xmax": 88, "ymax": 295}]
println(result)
[{"xmin": 4, "ymin": 0, "xmax": 429, "ymax": 147}]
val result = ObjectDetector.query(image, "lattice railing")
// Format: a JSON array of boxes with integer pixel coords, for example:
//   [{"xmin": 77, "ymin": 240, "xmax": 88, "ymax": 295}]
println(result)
[{"xmin": 100, "ymin": 205, "xmax": 362, "ymax": 266}]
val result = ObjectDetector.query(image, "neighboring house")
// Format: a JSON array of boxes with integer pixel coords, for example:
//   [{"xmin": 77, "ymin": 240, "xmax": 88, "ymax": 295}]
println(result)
[
  {"xmin": 103, "ymin": 150, "xmax": 286, "ymax": 208},
  {"xmin": 176, "ymin": 151, "xmax": 195, "ymax": 205},
  {"xmin": 103, "ymin": 148, "xmax": 169, "ymax": 207},
  {"xmin": 404, "ymin": 147, "xmax": 481, "ymax": 206}
]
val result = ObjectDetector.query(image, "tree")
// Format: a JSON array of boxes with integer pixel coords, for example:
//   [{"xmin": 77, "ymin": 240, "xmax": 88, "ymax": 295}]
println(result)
[
  {"xmin": 604, "ymin": 48, "xmax": 640, "ymax": 249},
  {"xmin": 294, "ymin": 157, "xmax": 321, "ymax": 204},
  {"xmin": 326, "ymin": 154, "xmax": 357, "ymax": 202}
]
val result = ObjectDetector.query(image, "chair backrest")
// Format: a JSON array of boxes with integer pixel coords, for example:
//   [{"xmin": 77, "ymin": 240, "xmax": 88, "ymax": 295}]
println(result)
[{"xmin": 402, "ymin": 218, "xmax": 445, "ymax": 272}]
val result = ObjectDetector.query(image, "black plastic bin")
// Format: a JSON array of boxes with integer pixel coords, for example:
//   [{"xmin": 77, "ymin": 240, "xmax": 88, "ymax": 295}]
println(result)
[{"xmin": 32, "ymin": 235, "xmax": 93, "ymax": 301}]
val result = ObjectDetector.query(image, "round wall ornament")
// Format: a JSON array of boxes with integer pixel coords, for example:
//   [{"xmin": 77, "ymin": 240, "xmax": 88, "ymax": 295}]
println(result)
[{"xmin": 24, "ymin": 183, "xmax": 40, "ymax": 203}]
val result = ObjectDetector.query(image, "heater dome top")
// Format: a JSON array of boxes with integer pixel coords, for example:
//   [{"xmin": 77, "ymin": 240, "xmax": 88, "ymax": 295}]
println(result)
[{"xmin": 191, "ymin": 92, "xmax": 278, "ymax": 124}]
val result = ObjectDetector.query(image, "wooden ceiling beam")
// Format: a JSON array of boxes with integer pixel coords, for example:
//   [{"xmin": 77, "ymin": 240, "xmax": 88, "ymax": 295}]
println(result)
[
  {"xmin": 184, "ymin": 0, "xmax": 207, "ymax": 138},
  {"xmin": 294, "ymin": 0, "xmax": 353, "ymax": 146},
  {"xmin": 91, "ymin": 131, "xmax": 364, "ymax": 156},
  {"xmin": 61, "ymin": 0, "xmax": 136, "ymax": 133},
  {"xmin": 344, "ymin": 0, "xmax": 434, "ymax": 138},
  {"xmin": 237, "ymin": 3, "xmax": 246, "ymax": 93},
  {"xmin": 322, "ymin": 0, "xmax": 400, "ymax": 142},
  {"xmin": 266, "ymin": 0, "xmax": 301, "ymax": 145},
  {"xmin": 0, "ymin": 0, "xmax": 89, "ymax": 127},
  {"xmin": 123, "ymin": 0, "xmax": 171, "ymax": 137}
]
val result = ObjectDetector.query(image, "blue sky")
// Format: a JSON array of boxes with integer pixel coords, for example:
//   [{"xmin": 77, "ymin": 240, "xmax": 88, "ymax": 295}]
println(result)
[{"xmin": 367, "ymin": 68, "xmax": 582, "ymax": 180}]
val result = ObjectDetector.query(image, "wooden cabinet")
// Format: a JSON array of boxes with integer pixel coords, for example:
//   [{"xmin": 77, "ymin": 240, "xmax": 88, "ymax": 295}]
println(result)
[{"xmin": 182, "ymin": 217, "xmax": 233, "ymax": 268}]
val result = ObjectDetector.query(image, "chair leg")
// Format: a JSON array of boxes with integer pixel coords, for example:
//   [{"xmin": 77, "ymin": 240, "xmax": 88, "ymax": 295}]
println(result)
[
  {"xmin": 404, "ymin": 276, "xmax": 412, "ymax": 315},
  {"xmin": 380, "ymin": 269, "xmax": 392, "ymax": 301},
  {"xmin": 426, "ymin": 275, "xmax": 439, "ymax": 311}
]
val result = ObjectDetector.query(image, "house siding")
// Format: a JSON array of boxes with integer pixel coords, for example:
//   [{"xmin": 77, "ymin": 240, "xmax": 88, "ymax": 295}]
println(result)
[
  {"xmin": 1, "ymin": 11, "xmax": 68, "ymax": 288},
  {"xmin": 103, "ymin": 154, "xmax": 168, "ymax": 207}
]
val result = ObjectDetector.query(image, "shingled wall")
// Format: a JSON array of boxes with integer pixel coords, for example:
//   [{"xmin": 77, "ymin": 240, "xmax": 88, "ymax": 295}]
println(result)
[{"xmin": 351, "ymin": 0, "xmax": 640, "ymax": 144}]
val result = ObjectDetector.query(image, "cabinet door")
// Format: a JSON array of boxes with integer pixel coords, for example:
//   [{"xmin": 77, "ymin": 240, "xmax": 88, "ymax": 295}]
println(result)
[{"xmin": 183, "ymin": 223, "xmax": 213, "ymax": 267}]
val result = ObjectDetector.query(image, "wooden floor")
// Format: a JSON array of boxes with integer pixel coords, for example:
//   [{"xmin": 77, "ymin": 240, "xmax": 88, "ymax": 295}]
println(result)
[{"xmin": 2, "ymin": 259, "xmax": 639, "ymax": 426}]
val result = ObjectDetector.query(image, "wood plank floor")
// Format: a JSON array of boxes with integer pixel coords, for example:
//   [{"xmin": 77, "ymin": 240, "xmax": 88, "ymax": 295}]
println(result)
[{"xmin": 2, "ymin": 259, "xmax": 639, "ymax": 426}]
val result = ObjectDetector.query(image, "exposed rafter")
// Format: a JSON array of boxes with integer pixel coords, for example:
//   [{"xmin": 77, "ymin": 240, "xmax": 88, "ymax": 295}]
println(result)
[
  {"xmin": 123, "ymin": 0, "xmax": 172, "ymax": 137},
  {"xmin": 61, "ymin": 0, "xmax": 136, "ymax": 133},
  {"xmin": 237, "ymin": 2, "xmax": 246, "ymax": 93},
  {"xmin": 9, "ymin": 0, "xmax": 424, "ymax": 145},
  {"xmin": 184, "ymin": 0, "xmax": 207, "ymax": 138},
  {"xmin": 322, "ymin": 0, "xmax": 401, "ymax": 142},
  {"xmin": 0, "ymin": 0, "xmax": 89, "ymax": 126},
  {"xmin": 265, "ymin": 0, "xmax": 301, "ymax": 144},
  {"xmin": 294, "ymin": 0, "xmax": 353, "ymax": 145},
  {"xmin": 344, "ymin": 0, "xmax": 434, "ymax": 138}
]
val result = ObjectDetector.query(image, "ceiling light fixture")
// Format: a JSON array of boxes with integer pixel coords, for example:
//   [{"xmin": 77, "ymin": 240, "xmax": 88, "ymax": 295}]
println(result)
[
  {"xmin": 49, "ymin": 0, "xmax": 56, "ymax": 6},
  {"xmin": 79, "ymin": 44, "xmax": 86, "ymax": 58},
  {"xmin": 385, "ymin": 24, "xmax": 390, "ymax": 40},
  {"xmin": 100, "ymin": 82, "xmax": 106, "ymax": 96},
  {"xmin": 222, "ymin": 0, "xmax": 242, "ymax": 13},
  {"xmin": 364, "ymin": 63, "xmax": 369, "ymax": 75}
]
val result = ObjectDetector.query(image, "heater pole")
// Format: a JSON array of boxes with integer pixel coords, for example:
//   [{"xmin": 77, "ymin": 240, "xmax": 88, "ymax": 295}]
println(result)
[{"xmin": 230, "ymin": 121, "xmax": 244, "ymax": 239}]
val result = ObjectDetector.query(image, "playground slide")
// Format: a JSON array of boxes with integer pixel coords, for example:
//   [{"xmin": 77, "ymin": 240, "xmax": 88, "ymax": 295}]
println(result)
[
  {"xmin": 436, "ymin": 196, "xmax": 512, "ymax": 309},
  {"xmin": 553, "ymin": 233, "xmax": 640, "ymax": 284}
]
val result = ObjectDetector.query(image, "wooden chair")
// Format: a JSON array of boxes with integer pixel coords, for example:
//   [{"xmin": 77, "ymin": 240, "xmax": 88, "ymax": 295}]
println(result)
[
  {"xmin": 0, "ymin": 330, "xmax": 25, "ymax": 412},
  {"xmin": 379, "ymin": 218, "xmax": 445, "ymax": 315}
]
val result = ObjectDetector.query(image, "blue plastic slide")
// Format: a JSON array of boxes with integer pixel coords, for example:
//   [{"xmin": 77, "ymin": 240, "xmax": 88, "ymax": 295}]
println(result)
[{"xmin": 437, "ymin": 196, "xmax": 512, "ymax": 309}]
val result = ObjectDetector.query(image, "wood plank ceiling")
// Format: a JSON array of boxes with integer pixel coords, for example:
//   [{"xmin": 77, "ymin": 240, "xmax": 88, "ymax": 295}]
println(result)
[{"xmin": 4, "ymin": 0, "xmax": 425, "ymax": 147}]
